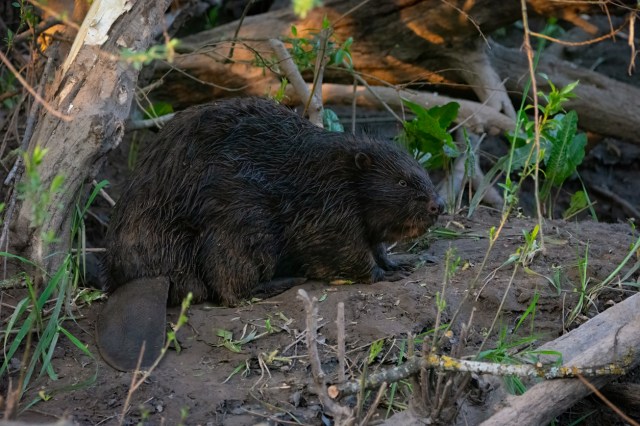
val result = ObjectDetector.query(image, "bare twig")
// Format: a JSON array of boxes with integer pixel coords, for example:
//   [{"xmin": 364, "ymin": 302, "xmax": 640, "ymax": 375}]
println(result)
[
  {"xmin": 13, "ymin": 17, "xmax": 64, "ymax": 44},
  {"xmin": 329, "ymin": 353, "xmax": 629, "ymax": 399},
  {"xmin": 529, "ymin": 17, "xmax": 628, "ymax": 47},
  {"xmin": 26, "ymin": 0, "xmax": 81, "ymax": 31},
  {"xmin": 628, "ymin": 13, "xmax": 637, "ymax": 75},
  {"xmin": 92, "ymin": 180, "xmax": 116, "ymax": 208},
  {"xmin": 337, "ymin": 302, "xmax": 346, "ymax": 383},
  {"xmin": 351, "ymin": 75, "xmax": 402, "ymax": 123},
  {"xmin": 226, "ymin": 0, "xmax": 255, "ymax": 62},
  {"xmin": 359, "ymin": 382, "xmax": 388, "ymax": 426},
  {"xmin": 119, "ymin": 293, "xmax": 192, "ymax": 425},
  {"xmin": 576, "ymin": 374, "xmax": 640, "ymax": 426},
  {"xmin": 119, "ymin": 342, "xmax": 147, "ymax": 425},
  {"xmin": 297, "ymin": 289, "xmax": 354, "ymax": 423},
  {"xmin": 305, "ymin": 26, "xmax": 330, "ymax": 120},
  {"xmin": 269, "ymin": 39, "xmax": 324, "ymax": 126},
  {"xmin": 126, "ymin": 112, "xmax": 176, "ymax": 131},
  {"xmin": 520, "ymin": 0, "xmax": 545, "ymax": 252},
  {"xmin": 0, "ymin": 49, "xmax": 71, "ymax": 121}
]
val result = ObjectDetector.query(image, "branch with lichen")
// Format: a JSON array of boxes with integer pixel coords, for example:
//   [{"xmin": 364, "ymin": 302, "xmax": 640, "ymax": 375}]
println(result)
[{"xmin": 328, "ymin": 353, "xmax": 631, "ymax": 399}]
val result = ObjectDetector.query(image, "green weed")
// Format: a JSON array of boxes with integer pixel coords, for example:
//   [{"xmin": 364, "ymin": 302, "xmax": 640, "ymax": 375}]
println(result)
[
  {"xmin": 121, "ymin": 38, "xmax": 179, "ymax": 70},
  {"xmin": 0, "ymin": 149, "xmax": 101, "ymax": 408},
  {"xmin": 476, "ymin": 296, "xmax": 561, "ymax": 396},
  {"xmin": 285, "ymin": 22, "xmax": 353, "ymax": 73},
  {"xmin": 216, "ymin": 318, "xmax": 279, "ymax": 353},
  {"xmin": 396, "ymin": 99, "xmax": 460, "ymax": 170}
]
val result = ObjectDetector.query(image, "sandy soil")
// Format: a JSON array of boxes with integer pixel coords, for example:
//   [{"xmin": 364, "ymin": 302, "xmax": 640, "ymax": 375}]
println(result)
[{"xmin": 3, "ymin": 209, "xmax": 636, "ymax": 425}]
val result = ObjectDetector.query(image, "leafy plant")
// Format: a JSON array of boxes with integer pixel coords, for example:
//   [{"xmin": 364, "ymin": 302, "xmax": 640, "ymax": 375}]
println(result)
[
  {"xmin": 368, "ymin": 339, "xmax": 385, "ymax": 364},
  {"xmin": 566, "ymin": 243, "xmax": 591, "ymax": 326},
  {"xmin": 504, "ymin": 79, "xmax": 587, "ymax": 216},
  {"xmin": 216, "ymin": 319, "xmax": 278, "ymax": 353},
  {"xmin": 563, "ymin": 190, "xmax": 590, "ymax": 220},
  {"xmin": 285, "ymin": 22, "xmax": 354, "ymax": 73},
  {"xmin": 17, "ymin": 146, "xmax": 65, "ymax": 246},
  {"xmin": 477, "ymin": 293, "xmax": 561, "ymax": 395},
  {"xmin": 396, "ymin": 99, "xmax": 460, "ymax": 169}
]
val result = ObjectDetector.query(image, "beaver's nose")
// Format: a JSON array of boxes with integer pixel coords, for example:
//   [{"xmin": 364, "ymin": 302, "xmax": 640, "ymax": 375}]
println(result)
[{"xmin": 427, "ymin": 196, "xmax": 445, "ymax": 216}]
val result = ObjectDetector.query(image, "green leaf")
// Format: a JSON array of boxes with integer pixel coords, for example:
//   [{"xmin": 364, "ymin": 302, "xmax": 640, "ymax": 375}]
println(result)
[
  {"xmin": 541, "ymin": 110, "xmax": 586, "ymax": 198},
  {"xmin": 322, "ymin": 14, "xmax": 330, "ymax": 29},
  {"xmin": 223, "ymin": 341, "xmax": 242, "ymax": 353},
  {"xmin": 216, "ymin": 329, "xmax": 233, "ymax": 341},
  {"xmin": 323, "ymin": 108, "xmax": 343, "ymax": 132},
  {"xmin": 563, "ymin": 190, "xmax": 588, "ymax": 219},
  {"xmin": 292, "ymin": 0, "xmax": 322, "ymax": 18},
  {"xmin": 368, "ymin": 339, "xmax": 384, "ymax": 364},
  {"xmin": 143, "ymin": 102, "xmax": 174, "ymax": 120},
  {"xmin": 49, "ymin": 174, "xmax": 65, "ymax": 193},
  {"xmin": 429, "ymin": 102, "xmax": 460, "ymax": 129},
  {"xmin": 399, "ymin": 99, "xmax": 460, "ymax": 169}
]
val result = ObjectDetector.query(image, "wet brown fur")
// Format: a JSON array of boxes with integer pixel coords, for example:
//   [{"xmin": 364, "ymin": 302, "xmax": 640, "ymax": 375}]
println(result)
[{"xmin": 105, "ymin": 97, "xmax": 442, "ymax": 306}]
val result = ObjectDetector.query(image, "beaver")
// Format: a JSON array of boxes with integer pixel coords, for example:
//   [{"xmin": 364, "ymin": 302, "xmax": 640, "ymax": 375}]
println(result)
[{"xmin": 97, "ymin": 97, "xmax": 443, "ymax": 370}]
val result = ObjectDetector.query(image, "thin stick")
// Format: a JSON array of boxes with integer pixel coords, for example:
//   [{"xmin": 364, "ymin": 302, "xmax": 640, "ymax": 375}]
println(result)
[
  {"xmin": 520, "ymin": 0, "xmax": 545, "ymax": 252},
  {"xmin": 226, "ymin": 0, "xmax": 255, "ymax": 62},
  {"xmin": 13, "ymin": 18, "xmax": 63, "ymax": 44},
  {"xmin": 337, "ymin": 302, "xmax": 346, "ymax": 383},
  {"xmin": 0, "ymin": 49, "xmax": 71, "ymax": 121},
  {"xmin": 269, "ymin": 39, "xmax": 323, "ymax": 126},
  {"xmin": 119, "ymin": 342, "xmax": 147, "ymax": 425},
  {"xmin": 92, "ymin": 180, "xmax": 116, "ymax": 207},
  {"xmin": 126, "ymin": 113, "xmax": 175, "ymax": 131},
  {"xmin": 576, "ymin": 373, "xmax": 640, "ymax": 426},
  {"xmin": 359, "ymin": 382, "xmax": 388, "ymax": 426}
]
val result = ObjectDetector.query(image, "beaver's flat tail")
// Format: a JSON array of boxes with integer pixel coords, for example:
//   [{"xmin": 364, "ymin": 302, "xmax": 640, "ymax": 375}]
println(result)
[{"xmin": 96, "ymin": 277, "xmax": 170, "ymax": 371}]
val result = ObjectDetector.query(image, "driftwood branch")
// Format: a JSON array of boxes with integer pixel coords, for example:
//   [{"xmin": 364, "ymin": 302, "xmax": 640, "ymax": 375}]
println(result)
[
  {"xmin": 328, "ymin": 351, "xmax": 628, "ymax": 400},
  {"xmin": 481, "ymin": 292, "xmax": 640, "ymax": 426},
  {"xmin": 444, "ymin": 40, "xmax": 517, "ymax": 120},
  {"xmin": 268, "ymin": 39, "xmax": 323, "ymax": 126},
  {"xmin": 318, "ymin": 83, "xmax": 515, "ymax": 135}
]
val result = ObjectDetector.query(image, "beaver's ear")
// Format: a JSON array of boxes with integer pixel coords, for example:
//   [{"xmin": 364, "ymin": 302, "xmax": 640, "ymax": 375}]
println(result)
[{"xmin": 355, "ymin": 152, "xmax": 372, "ymax": 170}]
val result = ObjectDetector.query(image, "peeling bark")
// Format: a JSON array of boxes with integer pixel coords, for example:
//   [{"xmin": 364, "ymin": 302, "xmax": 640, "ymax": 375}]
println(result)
[{"xmin": 10, "ymin": 0, "xmax": 171, "ymax": 272}]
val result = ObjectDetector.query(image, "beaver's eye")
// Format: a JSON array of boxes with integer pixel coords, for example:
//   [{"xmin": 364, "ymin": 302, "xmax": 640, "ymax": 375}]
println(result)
[{"xmin": 398, "ymin": 179, "xmax": 407, "ymax": 187}]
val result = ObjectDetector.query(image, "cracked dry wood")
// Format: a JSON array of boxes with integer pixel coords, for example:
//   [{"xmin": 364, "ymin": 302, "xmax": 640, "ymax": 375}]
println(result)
[{"xmin": 482, "ymin": 292, "xmax": 640, "ymax": 426}]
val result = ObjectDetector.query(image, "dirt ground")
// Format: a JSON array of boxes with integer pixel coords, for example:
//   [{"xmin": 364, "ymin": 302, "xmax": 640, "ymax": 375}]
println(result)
[{"xmin": 2, "ymin": 207, "xmax": 636, "ymax": 425}]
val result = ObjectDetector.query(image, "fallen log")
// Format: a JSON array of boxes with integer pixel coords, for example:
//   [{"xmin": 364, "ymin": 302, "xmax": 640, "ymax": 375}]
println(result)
[
  {"xmin": 481, "ymin": 292, "xmax": 640, "ymax": 426},
  {"xmin": 153, "ymin": 0, "xmax": 637, "ymax": 144}
]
